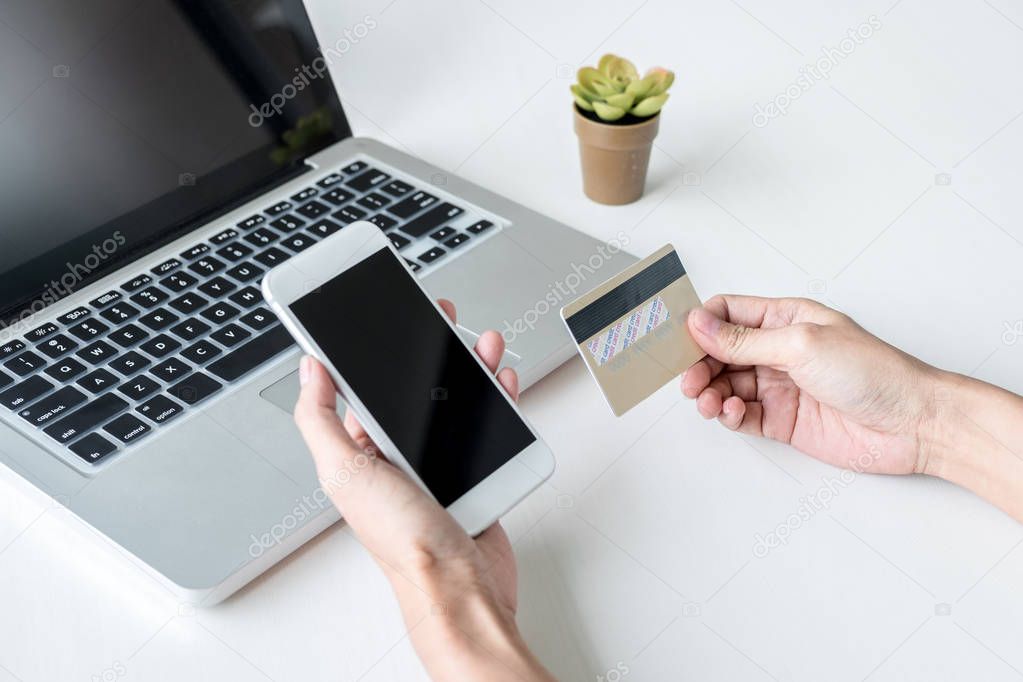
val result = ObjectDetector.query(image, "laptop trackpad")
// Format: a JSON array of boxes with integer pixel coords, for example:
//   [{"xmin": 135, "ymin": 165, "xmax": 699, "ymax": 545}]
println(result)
[{"xmin": 259, "ymin": 325, "xmax": 521, "ymax": 415}]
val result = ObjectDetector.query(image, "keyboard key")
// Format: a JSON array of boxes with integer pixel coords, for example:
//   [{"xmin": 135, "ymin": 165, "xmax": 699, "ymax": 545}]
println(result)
[
  {"xmin": 130, "ymin": 287, "xmax": 169, "ymax": 309},
  {"xmin": 44, "ymin": 358, "xmax": 86, "ymax": 382},
  {"xmin": 168, "ymin": 373, "xmax": 222, "ymax": 405},
  {"xmin": 37, "ymin": 333, "xmax": 79, "ymax": 359},
  {"xmin": 400, "ymin": 203, "xmax": 464, "ymax": 238},
  {"xmin": 225, "ymin": 263, "xmax": 263, "ymax": 283},
  {"xmin": 169, "ymin": 292, "xmax": 208, "ymax": 315},
  {"xmin": 418, "ymin": 246, "xmax": 446, "ymax": 263},
  {"xmin": 150, "ymin": 358, "xmax": 190, "ymax": 383},
  {"xmin": 0, "ymin": 370, "xmax": 10, "ymax": 390},
  {"xmin": 198, "ymin": 276, "xmax": 236, "ymax": 298},
  {"xmin": 265, "ymin": 201, "xmax": 292, "ymax": 216},
  {"xmin": 117, "ymin": 375, "xmax": 160, "ymax": 401},
  {"xmin": 138, "ymin": 308, "xmax": 179, "ymax": 331},
  {"xmin": 280, "ymin": 235, "xmax": 316, "ymax": 253},
  {"xmin": 69, "ymin": 433, "xmax": 117, "ymax": 464},
  {"xmin": 430, "ymin": 226, "xmax": 455, "ymax": 241},
  {"xmin": 210, "ymin": 323, "xmax": 251, "ymax": 348},
  {"xmin": 100, "ymin": 303, "xmax": 139, "ymax": 324},
  {"xmin": 368, "ymin": 213, "xmax": 398, "ymax": 231},
  {"xmin": 56, "ymin": 307, "xmax": 91, "ymax": 325},
  {"xmin": 405, "ymin": 259, "xmax": 421, "ymax": 273},
  {"xmin": 347, "ymin": 169, "xmax": 390, "ymax": 193},
  {"xmin": 237, "ymin": 214, "xmax": 266, "ymax": 229},
  {"xmin": 317, "ymin": 172, "xmax": 343, "ymax": 188},
  {"xmin": 67, "ymin": 319, "xmax": 109, "ymax": 341},
  {"xmin": 321, "ymin": 187, "xmax": 355, "ymax": 206},
  {"xmin": 76, "ymin": 368, "xmax": 117, "ymax": 394},
  {"xmin": 107, "ymin": 325, "xmax": 148, "ymax": 348},
  {"xmin": 229, "ymin": 287, "xmax": 263, "ymax": 309},
  {"xmin": 467, "ymin": 219, "xmax": 494, "ymax": 234},
  {"xmin": 180, "ymin": 243, "xmax": 210, "ymax": 260},
  {"xmin": 121, "ymin": 274, "xmax": 152, "ymax": 292},
  {"xmin": 388, "ymin": 233, "xmax": 410, "ymax": 250},
  {"xmin": 333, "ymin": 205, "xmax": 367, "ymax": 224},
  {"xmin": 169, "ymin": 319, "xmax": 210, "ymax": 342},
  {"xmin": 253, "ymin": 247, "xmax": 289, "ymax": 268},
  {"xmin": 0, "ymin": 375, "xmax": 53, "ymax": 409},
  {"xmin": 244, "ymin": 228, "xmax": 279, "ymax": 248},
  {"xmin": 27, "ymin": 322, "xmax": 59, "ymax": 342},
  {"xmin": 357, "ymin": 193, "xmax": 390, "ymax": 210},
  {"xmin": 20, "ymin": 386, "xmax": 86, "ymax": 427},
  {"xmin": 109, "ymin": 351, "xmax": 151, "ymax": 376},
  {"xmin": 269, "ymin": 215, "xmax": 304, "ymax": 232},
  {"xmin": 342, "ymin": 161, "xmax": 368, "ymax": 175},
  {"xmin": 382, "ymin": 179, "xmax": 413, "ymax": 197},
  {"xmin": 103, "ymin": 413, "xmax": 150, "ymax": 444},
  {"xmin": 89, "ymin": 290, "xmax": 122, "ymax": 309},
  {"xmin": 296, "ymin": 201, "xmax": 329, "ymax": 219},
  {"xmin": 5, "ymin": 351, "xmax": 46, "ymax": 376},
  {"xmin": 239, "ymin": 308, "xmax": 276, "ymax": 332},
  {"xmin": 291, "ymin": 187, "xmax": 318, "ymax": 203},
  {"xmin": 388, "ymin": 191, "xmax": 438, "ymax": 219},
  {"xmin": 444, "ymin": 233, "xmax": 471, "ymax": 249},
  {"xmin": 210, "ymin": 228, "xmax": 239, "ymax": 245},
  {"xmin": 182, "ymin": 340, "xmax": 221, "ymax": 364},
  {"xmin": 207, "ymin": 325, "xmax": 293, "ymax": 382},
  {"xmin": 216, "ymin": 243, "xmax": 252, "ymax": 262},
  {"xmin": 151, "ymin": 258, "xmax": 181, "ymax": 276},
  {"xmin": 137, "ymin": 395, "xmax": 183, "ymax": 424},
  {"xmin": 76, "ymin": 340, "xmax": 117, "ymax": 365},
  {"xmin": 0, "ymin": 341, "xmax": 25, "ymax": 358},
  {"xmin": 188, "ymin": 257, "xmax": 226, "ymax": 276},
  {"xmin": 139, "ymin": 334, "xmax": 180, "ymax": 359},
  {"xmin": 200, "ymin": 302, "xmax": 239, "ymax": 324},
  {"xmin": 205, "ymin": 280, "xmax": 243, "ymax": 304},
  {"xmin": 160, "ymin": 271, "xmax": 198, "ymax": 292},
  {"xmin": 306, "ymin": 219, "xmax": 343, "ymax": 238}
]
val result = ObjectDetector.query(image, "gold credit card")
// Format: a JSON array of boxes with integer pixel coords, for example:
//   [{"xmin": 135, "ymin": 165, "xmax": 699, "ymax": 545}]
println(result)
[{"xmin": 561, "ymin": 244, "xmax": 705, "ymax": 416}]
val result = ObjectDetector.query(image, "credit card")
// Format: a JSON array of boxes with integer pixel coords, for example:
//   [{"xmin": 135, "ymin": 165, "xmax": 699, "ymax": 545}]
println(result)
[{"xmin": 561, "ymin": 244, "xmax": 704, "ymax": 416}]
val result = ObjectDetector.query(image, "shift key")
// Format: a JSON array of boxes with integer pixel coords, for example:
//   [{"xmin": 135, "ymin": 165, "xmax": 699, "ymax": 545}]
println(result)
[
  {"xmin": 44, "ymin": 393, "xmax": 127, "ymax": 444},
  {"xmin": 400, "ymin": 203, "xmax": 464, "ymax": 238}
]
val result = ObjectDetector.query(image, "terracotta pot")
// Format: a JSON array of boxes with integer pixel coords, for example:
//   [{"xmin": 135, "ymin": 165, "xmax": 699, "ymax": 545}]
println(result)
[{"xmin": 573, "ymin": 105, "xmax": 660, "ymax": 205}]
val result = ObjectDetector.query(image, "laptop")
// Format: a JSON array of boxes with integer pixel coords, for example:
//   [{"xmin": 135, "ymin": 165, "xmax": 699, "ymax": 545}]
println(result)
[{"xmin": 0, "ymin": 0, "xmax": 635, "ymax": 603}]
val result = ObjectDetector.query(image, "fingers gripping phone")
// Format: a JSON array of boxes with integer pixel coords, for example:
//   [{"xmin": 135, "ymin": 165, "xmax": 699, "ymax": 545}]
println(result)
[{"xmin": 262, "ymin": 221, "xmax": 554, "ymax": 535}]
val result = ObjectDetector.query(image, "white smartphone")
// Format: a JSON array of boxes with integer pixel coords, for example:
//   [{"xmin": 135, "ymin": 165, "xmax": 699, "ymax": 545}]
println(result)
[{"xmin": 261, "ymin": 221, "xmax": 555, "ymax": 535}]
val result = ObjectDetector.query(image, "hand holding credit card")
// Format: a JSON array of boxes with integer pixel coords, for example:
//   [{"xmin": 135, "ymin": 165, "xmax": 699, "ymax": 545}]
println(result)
[{"xmin": 561, "ymin": 245, "xmax": 705, "ymax": 416}]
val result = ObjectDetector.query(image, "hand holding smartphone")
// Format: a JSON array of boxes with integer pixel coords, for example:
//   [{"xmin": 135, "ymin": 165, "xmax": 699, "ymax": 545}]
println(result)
[{"xmin": 261, "ymin": 221, "xmax": 554, "ymax": 535}]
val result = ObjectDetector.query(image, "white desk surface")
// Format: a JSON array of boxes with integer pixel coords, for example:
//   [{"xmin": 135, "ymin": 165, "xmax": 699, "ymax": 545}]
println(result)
[{"xmin": 4, "ymin": 1, "xmax": 1023, "ymax": 680}]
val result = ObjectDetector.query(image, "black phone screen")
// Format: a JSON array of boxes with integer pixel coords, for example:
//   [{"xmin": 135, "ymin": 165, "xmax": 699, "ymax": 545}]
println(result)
[{"xmin": 289, "ymin": 248, "xmax": 536, "ymax": 506}]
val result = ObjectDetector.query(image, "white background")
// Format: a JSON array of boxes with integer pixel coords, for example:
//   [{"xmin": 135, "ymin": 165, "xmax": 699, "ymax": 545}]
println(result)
[{"xmin": 3, "ymin": 0, "xmax": 1023, "ymax": 680}]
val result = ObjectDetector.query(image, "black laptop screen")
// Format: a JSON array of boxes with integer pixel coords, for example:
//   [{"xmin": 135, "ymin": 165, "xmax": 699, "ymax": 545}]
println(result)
[{"xmin": 0, "ymin": 0, "xmax": 351, "ymax": 324}]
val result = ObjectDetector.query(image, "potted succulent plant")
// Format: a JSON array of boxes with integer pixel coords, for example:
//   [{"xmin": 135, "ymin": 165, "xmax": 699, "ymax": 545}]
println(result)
[{"xmin": 572, "ymin": 54, "xmax": 674, "ymax": 205}]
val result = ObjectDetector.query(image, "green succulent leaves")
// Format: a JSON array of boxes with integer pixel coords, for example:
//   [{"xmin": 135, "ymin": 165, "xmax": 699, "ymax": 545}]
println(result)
[{"xmin": 573, "ymin": 54, "xmax": 674, "ymax": 122}]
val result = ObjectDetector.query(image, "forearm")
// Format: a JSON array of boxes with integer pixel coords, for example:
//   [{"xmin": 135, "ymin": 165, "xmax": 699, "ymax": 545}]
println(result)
[{"xmin": 923, "ymin": 369, "xmax": 1023, "ymax": 522}]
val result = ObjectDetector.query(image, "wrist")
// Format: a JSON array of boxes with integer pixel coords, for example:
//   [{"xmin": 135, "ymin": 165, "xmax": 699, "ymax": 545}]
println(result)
[
  {"xmin": 917, "ymin": 369, "xmax": 1023, "ymax": 520},
  {"xmin": 410, "ymin": 589, "xmax": 551, "ymax": 681}
]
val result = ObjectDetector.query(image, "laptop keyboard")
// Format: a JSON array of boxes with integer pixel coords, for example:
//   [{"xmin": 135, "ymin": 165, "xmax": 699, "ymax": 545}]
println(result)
[{"xmin": 0, "ymin": 159, "xmax": 498, "ymax": 467}]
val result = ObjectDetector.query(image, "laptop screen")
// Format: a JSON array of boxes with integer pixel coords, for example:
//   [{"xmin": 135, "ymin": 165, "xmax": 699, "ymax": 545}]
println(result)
[{"xmin": 0, "ymin": 0, "xmax": 350, "ymax": 325}]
